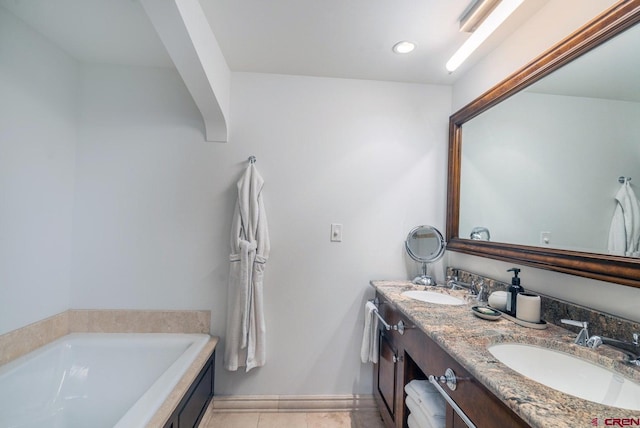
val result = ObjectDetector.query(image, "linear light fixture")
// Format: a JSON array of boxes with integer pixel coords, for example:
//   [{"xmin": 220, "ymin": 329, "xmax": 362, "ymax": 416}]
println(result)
[
  {"xmin": 459, "ymin": 0, "xmax": 500, "ymax": 32},
  {"xmin": 446, "ymin": 0, "xmax": 525, "ymax": 72}
]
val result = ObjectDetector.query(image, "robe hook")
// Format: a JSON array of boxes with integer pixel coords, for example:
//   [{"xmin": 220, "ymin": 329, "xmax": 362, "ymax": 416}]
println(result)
[
  {"xmin": 619, "ymin": 176, "xmax": 631, "ymax": 184},
  {"xmin": 248, "ymin": 156, "xmax": 256, "ymax": 164}
]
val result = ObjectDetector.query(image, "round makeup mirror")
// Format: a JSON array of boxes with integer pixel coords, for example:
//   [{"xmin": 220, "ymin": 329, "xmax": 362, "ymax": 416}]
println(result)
[{"xmin": 405, "ymin": 225, "xmax": 446, "ymax": 286}]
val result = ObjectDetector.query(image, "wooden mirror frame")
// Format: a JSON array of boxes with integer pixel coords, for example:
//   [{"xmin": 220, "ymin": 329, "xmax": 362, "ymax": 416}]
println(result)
[{"xmin": 446, "ymin": 1, "xmax": 640, "ymax": 289}]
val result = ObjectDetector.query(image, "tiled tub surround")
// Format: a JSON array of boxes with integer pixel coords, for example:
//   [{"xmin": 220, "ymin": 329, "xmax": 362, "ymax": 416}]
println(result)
[
  {"xmin": 371, "ymin": 280, "xmax": 640, "ymax": 428},
  {"xmin": 0, "ymin": 309, "xmax": 211, "ymax": 366},
  {"xmin": 0, "ymin": 309, "xmax": 216, "ymax": 428}
]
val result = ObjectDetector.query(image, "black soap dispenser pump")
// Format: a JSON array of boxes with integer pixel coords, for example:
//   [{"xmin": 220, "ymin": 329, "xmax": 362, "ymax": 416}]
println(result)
[{"xmin": 505, "ymin": 268, "xmax": 524, "ymax": 316}]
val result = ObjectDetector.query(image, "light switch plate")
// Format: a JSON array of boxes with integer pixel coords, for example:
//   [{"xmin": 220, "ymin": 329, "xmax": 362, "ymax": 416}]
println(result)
[
  {"xmin": 540, "ymin": 231, "xmax": 551, "ymax": 245},
  {"xmin": 331, "ymin": 223, "xmax": 343, "ymax": 242}
]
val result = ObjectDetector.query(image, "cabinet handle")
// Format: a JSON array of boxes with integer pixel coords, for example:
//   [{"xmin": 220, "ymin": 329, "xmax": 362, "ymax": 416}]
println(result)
[
  {"xmin": 392, "ymin": 354, "xmax": 404, "ymax": 364},
  {"xmin": 428, "ymin": 369, "xmax": 476, "ymax": 428}
]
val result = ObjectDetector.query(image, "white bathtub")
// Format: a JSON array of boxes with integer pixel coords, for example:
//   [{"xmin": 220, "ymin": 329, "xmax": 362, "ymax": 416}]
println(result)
[{"xmin": 0, "ymin": 332, "xmax": 210, "ymax": 428}]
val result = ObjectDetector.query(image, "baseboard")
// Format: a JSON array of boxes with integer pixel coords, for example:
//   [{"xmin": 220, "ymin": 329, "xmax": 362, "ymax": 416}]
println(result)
[{"xmin": 211, "ymin": 394, "xmax": 377, "ymax": 413}]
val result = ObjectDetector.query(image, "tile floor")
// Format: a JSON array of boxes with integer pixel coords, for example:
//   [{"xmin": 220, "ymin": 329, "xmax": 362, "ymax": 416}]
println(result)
[{"xmin": 199, "ymin": 405, "xmax": 386, "ymax": 428}]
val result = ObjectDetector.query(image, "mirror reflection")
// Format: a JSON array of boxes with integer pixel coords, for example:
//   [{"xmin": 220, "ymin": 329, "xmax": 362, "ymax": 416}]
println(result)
[{"xmin": 459, "ymin": 22, "xmax": 640, "ymax": 256}]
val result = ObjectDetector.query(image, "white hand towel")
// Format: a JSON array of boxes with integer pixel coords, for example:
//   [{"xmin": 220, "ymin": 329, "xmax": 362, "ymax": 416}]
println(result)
[
  {"xmin": 360, "ymin": 301, "xmax": 379, "ymax": 363},
  {"xmin": 404, "ymin": 380, "xmax": 446, "ymax": 418},
  {"xmin": 406, "ymin": 396, "xmax": 432, "ymax": 428},
  {"xmin": 407, "ymin": 413, "xmax": 423, "ymax": 428},
  {"xmin": 406, "ymin": 395, "xmax": 445, "ymax": 428}
]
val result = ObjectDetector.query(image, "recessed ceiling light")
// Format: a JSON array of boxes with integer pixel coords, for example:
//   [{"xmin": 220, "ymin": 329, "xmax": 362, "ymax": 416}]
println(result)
[{"xmin": 392, "ymin": 41, "xmax": 416, "ymax": 54}]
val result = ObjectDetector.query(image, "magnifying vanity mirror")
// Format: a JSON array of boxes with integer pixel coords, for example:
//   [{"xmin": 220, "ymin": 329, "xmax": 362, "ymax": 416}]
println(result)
[
  {"xmin": 446, "ymin": 2, "xmax": 640, "ymax": 289},
  {"xmin": 405, "ymin": 225, "xmax": 445, "ymax": 286}
]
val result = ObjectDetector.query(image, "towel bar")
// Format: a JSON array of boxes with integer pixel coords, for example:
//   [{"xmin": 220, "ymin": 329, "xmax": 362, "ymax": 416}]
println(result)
[
  {"xmin": 373, "ymin": 310, "xmax": 406, "ymax": 335},
  {"xmin": 370, "ymin": 298, "xmax": 405, "ymax": 335},
  {"xmin": 429, "ymin": 371, "xmax": 476, "ymax": 428}
]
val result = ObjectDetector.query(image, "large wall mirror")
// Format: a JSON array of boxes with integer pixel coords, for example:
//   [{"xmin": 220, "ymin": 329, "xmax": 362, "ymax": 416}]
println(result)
[{"xmin": 447, "ymin": 1, "xmax": 640, "ymax": 289}]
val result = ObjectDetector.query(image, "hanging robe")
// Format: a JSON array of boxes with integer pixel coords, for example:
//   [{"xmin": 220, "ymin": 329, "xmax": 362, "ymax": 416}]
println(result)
[
  {"xmin": 224, "ymin": 163, "xmax": 270, "ymax": 372},
  {"xmin": 608, "ymin": 181, "xmax": 640, "ymax": 256}
]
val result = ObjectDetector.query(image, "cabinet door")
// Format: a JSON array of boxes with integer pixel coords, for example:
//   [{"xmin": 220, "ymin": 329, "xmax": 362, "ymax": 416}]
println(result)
[
  {"xmin": 377, "ymin": 330, "xmax": 398, "ymax": 422},
  {"xmin": 447, "ymin": 405, "xmax": 470, "ymax": 428}
]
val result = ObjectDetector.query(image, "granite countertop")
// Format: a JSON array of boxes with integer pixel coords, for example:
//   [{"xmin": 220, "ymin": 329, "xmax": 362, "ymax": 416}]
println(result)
[{"xmin": 371, "ymin": 280, "xmax": 640, "ymax": 428}]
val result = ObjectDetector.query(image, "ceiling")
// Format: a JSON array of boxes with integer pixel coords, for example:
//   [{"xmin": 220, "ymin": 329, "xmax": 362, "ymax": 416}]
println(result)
[
  {"xmin": 0, "ymin": 0, "xmax": 550, "ymax": 85},
  {"xmin": 199, "ymin": 0, "xmax": 549, "ymax": 85}
]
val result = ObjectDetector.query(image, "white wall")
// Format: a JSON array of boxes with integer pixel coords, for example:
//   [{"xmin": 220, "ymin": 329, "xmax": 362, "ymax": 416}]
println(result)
[
  {"xmin": 69, "ymin": 68, "xmax": 450, "ymax": 395},
  {"xmin": 449, "ymin": 0, "xmax": 640, "ymax": 323},
  {"xmin": 70, "ymin": 64, "xmax": 218, "ymax": 309},
  {"xmin": 216, "ymin": 73, "xmax": 450, "ymax": 395},
  {"xmin": 0, "ymin": 7, "xmax": 78, "ymax": 334}
]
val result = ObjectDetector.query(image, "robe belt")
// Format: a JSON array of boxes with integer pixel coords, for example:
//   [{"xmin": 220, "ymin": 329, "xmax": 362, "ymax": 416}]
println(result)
[{"xmin": 229, "ymin": 240, "xmax": 258, "ymax": 350}]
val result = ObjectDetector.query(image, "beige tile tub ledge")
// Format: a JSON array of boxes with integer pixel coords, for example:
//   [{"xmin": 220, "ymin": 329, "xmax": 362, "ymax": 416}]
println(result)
[
  {"xmin": 0, "ymin": 308, "xmax": 212, "ymax": 366},
  {"xmin": 0, "ymin": 311, "xmax": 70, "ymax": 366}
]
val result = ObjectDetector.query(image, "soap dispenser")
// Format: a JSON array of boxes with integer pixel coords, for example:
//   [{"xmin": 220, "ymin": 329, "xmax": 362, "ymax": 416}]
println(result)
[{"xmin": 505, "ymin": 268, "xmax": 524, "ymax": 316}]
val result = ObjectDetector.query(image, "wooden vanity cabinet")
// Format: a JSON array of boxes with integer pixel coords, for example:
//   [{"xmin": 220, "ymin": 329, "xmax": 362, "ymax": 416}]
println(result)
[
  {"xmin": 373, "ymin": 296, "xmax": 406, "ymax": 428},
  {"xmin": 376, "ymin": 330, "xmax": 400, "ymax": 426},
  {"xmin": 372, "ymin": 292, "xmax": 529, "ymax": 428}
]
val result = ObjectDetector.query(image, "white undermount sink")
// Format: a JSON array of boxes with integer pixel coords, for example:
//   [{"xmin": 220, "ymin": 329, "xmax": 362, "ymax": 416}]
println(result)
[
  {"xmin": 401, "ymin": 290, "xmax": 465, "ymax": 306},
  {"xmin": 488, "ymin": 343, "xmax": 640, "ymax": 411}
]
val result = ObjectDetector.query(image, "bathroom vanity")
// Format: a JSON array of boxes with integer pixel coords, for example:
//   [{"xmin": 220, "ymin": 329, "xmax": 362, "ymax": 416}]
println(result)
[
  {"xmin": 373, "ymin": 290, "xmax": 527, "ymax": 428},
  {"xmin": 370, "ymin": 280, "xmax": 640, "ymax": 428}
]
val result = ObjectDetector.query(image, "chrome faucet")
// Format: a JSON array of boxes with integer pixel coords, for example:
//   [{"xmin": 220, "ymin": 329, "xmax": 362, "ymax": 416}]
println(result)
[
  {"xmin": 446, "ymin": 273, "xmax": 483, "ymax": 298},
  {"xmin": 587, "ymin": 333, "xmax": 640, "ymax": 366},
  {"xmin": 475, "ymin": 280, "xmax": 488, "ymax": 303},
  {"xmin": 562, "ymin": 319, "xmax": 640, "ymax": 365},
  {"xmin": 560, "ymin": 319, "xmax": 590, "ymax": 346}
]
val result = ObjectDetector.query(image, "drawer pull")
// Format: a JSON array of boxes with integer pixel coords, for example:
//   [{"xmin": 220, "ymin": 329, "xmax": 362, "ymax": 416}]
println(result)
[{"xmin": 428, "ymin": 369, "xmax": 476, "ymax": 428}]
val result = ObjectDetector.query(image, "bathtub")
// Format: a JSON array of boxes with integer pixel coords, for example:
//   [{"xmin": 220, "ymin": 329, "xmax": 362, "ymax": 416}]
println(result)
[{"xmin": 0, "ymin": 332, "xmax": 210, "ymax": 428}]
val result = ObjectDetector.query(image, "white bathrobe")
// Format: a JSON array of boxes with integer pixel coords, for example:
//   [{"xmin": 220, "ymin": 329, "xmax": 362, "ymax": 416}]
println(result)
[
  {"xmin": 224, "ymin": 164, "xmax": 270, "ymax": 372},
  {"xmin": 608, "ymin": 182, "xmax": 640, "ymax": 256}
]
